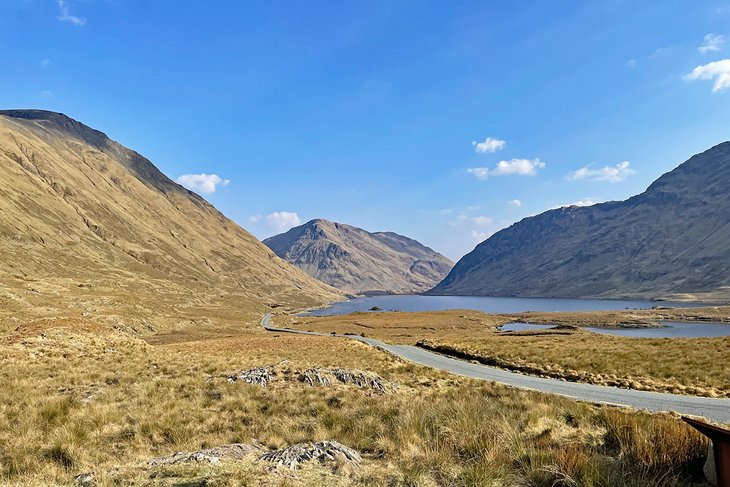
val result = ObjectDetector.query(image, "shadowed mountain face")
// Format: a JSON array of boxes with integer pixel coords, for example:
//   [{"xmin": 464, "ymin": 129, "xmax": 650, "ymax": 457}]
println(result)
[
  {"xmin": 264, "ymin": 219, "xmax": 454, "ymax": 295},
  {"xmin": 430, "ymin": 142, "xmax": 730, "ymax": 301},
  {"xmin": 0, "ymin": 110, "xmax": 340, "ymax": 327}
]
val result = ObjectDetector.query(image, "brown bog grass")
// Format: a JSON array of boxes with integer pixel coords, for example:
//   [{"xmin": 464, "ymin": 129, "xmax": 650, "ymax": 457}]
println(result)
[
  {"xmin": 0, "ymin": 314, "xmax": 714, "ymax": 486},
  {"xmin": 293, "ymin": 309, "xmax": 730, "ymax": 397}
]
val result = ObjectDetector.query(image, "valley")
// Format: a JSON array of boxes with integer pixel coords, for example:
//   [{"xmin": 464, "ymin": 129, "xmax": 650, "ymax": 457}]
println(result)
[{"xmin": 0, "ymin": 110, "xmax": 727, "ymax": 486}]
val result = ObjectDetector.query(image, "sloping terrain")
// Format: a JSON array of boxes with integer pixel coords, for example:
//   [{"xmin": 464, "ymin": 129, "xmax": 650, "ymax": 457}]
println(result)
[
  {"xmin": 0, "ymin": 110, "xmax": 340, "ymax": 331},
  {"xmin": 431, "ymin": 142, "xmax": 730, "ymax": 301},
  {"xmin": 264, "ymin": 219, "xmax": 453, "ymax": 294}
]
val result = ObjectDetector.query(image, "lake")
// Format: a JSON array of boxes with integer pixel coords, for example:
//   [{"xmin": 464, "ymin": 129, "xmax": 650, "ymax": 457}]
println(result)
[
  {"xmin": 586, "ymin": 321, "xmax": 730, "ymax": 338},
  {"xmin": 500, "ymin": 321, "xmax": 730, "ymax": 338},
  {"xmin": 305, "ymin": 294, "xmax": 708, "ymax": 316}
]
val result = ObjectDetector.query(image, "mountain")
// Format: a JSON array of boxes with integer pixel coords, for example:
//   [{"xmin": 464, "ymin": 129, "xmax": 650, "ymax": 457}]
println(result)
[
  {"xmin": 430, "ymin": 142, "xmax": 730, "ymax": 301},
  {"xmin": 0, "ymin": 110, "xmax": 340, "ymax": 329},
  {"xmin": 263, "ymin": 219, "xmax": 453, "ymax": 294}
]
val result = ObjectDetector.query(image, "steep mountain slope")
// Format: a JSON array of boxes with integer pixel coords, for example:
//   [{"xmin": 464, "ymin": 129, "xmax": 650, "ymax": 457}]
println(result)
[
  {"xmin": 0, "ymin": 110, "xmax": 340, "ymax": 330},
  {"xmin": 263, "ymin": 219, "xmax": 453, "ymax": 294},
  {"xmin": 430, "ymin": 142, "xmax": 730, "ymax": 301}
]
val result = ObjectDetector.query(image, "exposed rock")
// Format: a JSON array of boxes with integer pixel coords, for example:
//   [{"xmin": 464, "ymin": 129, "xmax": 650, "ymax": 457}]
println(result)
[
  {"xmin": 147, "ymin": 443, "xmax": 260, "ymax": 466},
  {"xmin": 226, "ymin": 364, "xmax": 393, "ymax": 393},
  {"xmin": 227, "ymin": 365, "xmax": 275, "ymax": 387},
  {"xmin": 74, "ymin": 472, "xmax": 96, "ymax": 487},
  {"xmin": 330, "ymin": 368, "xmax": 388, "ymax": 393},
  {"xmin": 258, "ymin": 440, "xmax": 362, "ymax": 470},
  {"xmin": 298, "ymin": 368, "xmax": 332, "ymax": 387},
  {"xmin": 430, "ymin": 142, "xmax": 730, "ymax": 301},
  {"xmin": 264, "ymin": 219, "xmax": 453, "ymax": 294}
]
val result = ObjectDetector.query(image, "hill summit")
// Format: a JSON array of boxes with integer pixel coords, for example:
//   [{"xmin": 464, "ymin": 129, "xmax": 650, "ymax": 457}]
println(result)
[{"xmin": 264, "ymin": 219, "xmax": 453, "ymax": 295}]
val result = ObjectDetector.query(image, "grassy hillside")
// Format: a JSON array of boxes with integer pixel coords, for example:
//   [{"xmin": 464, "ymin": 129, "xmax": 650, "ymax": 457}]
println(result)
[{"xmin": 0, "ymin": 111, "xmax": 341, "ymax": 333}]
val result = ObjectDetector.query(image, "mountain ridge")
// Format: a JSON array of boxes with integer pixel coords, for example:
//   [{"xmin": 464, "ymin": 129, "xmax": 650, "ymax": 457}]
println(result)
[
  {"xmin": 264, "ymin": 219, "xmax": 453, "ymax": 294},
  {"xmin": 430, "ymin": 141, "xmax": 730, "ymax": 301},
  {"xmin": 0, "ymin": 109, "xmax": 341, "ymax": 330}
]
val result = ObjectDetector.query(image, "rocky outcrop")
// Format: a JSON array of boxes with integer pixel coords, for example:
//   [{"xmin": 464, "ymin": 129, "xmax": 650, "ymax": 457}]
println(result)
[
  {"xmin": 258, "ymin": 441, "xmax": 362, "ymax": 470},
  {"xmin": 146, "ymin": 441, "xmax": 362, "ymax": 470},
  {"xmin": 147, "ymin": 444, "xmax": 261, "ymax": 465},
  {"xmin": 225, "ymin": 363, "xmax": 393, "ymax": 393}
]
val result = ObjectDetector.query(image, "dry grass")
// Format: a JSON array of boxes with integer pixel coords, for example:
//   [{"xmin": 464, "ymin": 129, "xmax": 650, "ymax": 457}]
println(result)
[
  {"xmin": 0, "ymin": 314, "xmax": 714, "ymax": 486},
  {"xmin": 292, "ymin": 309, "xmax": 730, "ymax": 396}
]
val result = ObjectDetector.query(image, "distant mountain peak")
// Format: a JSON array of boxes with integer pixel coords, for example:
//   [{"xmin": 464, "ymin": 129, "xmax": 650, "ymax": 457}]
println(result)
[{"xmin": 264, "ymin": 220, "xmax": 453, "ymax": 295}]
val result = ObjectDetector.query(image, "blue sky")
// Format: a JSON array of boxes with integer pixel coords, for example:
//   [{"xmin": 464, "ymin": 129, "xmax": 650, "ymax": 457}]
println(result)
[{"xmin": 1, "ymin": 0, "xmax": 729, "ymax": 260}]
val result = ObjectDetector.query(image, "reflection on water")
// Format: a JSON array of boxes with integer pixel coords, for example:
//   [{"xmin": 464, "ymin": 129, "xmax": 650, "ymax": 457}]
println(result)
[
  {"xmin": 500, "ymin": 323, "xmax": 556, "ymax": 332},
  {"xmin": 497, "ymin": 321, "xmax": 730, "ymax": 338},
  {"xmin": 305, "ymin": 294, "xmax": 707, "ymax": 316},
  {"xmin": 586, "ymin": 321, "xmax": 730, "ymax": 338}
]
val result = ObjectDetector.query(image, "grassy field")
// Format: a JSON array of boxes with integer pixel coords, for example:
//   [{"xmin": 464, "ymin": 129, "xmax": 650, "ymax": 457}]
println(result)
[
  {"xmin": 290, "ymin": 308, "xmax": 730, "ymax": 397},
  {"xmin": 0, "ymin": 311, "xmax": 714, "ymax": 486}
]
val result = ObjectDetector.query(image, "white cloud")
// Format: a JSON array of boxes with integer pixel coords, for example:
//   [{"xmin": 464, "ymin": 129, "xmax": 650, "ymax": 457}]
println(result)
[
  {"xmin": 699, "ymin": 34, "xmax": 725, "ymax": 54},
  {"xmin": 175, "ymin": 173, "xmax": 230, "ymax": 194},
  {"xmin": 626, "ymin": 59, "xmax": 637, "ymax": 69},
  {"xmin": 493, "ymin": 158, "xmax": 545, "ymax": 176},
  {"xmin": 57, "ymin": 0, "xmax": 86, "ymax": 26},
  {"xmin": 685, "ymin": 59, "xmax": 730, "ymax": 92},
  {"xmin": 471, "ymin": 137, "xmax": 506, "ymax": 153},
  {"xmin": 568, "ymin": 161, "xmax": 635, "ymax": 183},
  {"xmin": 265, "ymin": 211, "xmax": 301, "ymax": 233},
  {"xmin": 449, "ymin": 215, "xmax": 495, "ymax": 242},
  {"xmin": 468, "ymin": 158, "xmax": 545, "ymax": 180},
  {"xmin": 470, "ymin": 229, "xmax": 492, "ymax": 242},
  {"xmin": 551, "ymin": 199, "xmax": 599, "ymax": 210},
  {"xmin": 508, "ymin": 199, "xmax": 522, "ymax": 207}
]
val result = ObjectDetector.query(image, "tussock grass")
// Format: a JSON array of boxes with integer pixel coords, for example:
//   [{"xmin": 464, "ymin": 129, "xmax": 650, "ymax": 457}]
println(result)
[{"xmin": 0, "ymin": 317, "xmax": 712, "ymax": 486}]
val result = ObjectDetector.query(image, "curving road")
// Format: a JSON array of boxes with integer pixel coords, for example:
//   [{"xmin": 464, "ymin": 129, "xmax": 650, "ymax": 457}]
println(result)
[{"xmin": 261, "ymin": 314, "xmax": 730, "ymax": 423}]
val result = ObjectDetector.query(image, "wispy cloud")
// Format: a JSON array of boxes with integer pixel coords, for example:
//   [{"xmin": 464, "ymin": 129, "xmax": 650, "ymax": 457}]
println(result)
[
  {"xmin": 450, "ymin": 215, "xmax": 495, "ymax": 242},
  {"xmin": 57, "ymin": 0, "xmax": 86, "ymax": 26},
  {"xmin": 648, "ymin": 47, "xmax": 670, "ymax": 60},
  {"xmin": 41, "ymin": 59, "xmax": 51, "ymax": 68},
  {"xmin": 551, "ymin": 198, "xmax": 599, "ymax": 210},
  {"xmin": 39, "ymin": 90, "xmax": 53, "ymax": 98},
  {"xmin": 685, "ymin": 59, "xmax": 730, "ymax": 92},
  {"xmin": 251, "ymin": 211, "xmax": 301, "ymax": 233},
  {"xmin": 699, "ymin": 34, "xmax": 725, "ymax": 54},
  {"xmin": 508, "ymin": 199, "xmax": 522, "ymax": 207},
  {"xmin": 568, "ymin": 161, "xmax": 634, "ymax": 183},
  {"xmin": 626, "ymin": 59, "xmax": 637, "ymax": 69},
  {"xmin": 175, "ymin": 173, "xmax": 230, "ymax": 194},
  {"xmin": 471, "ymin": 137, "xmax": 506, "ymax": 153},
  {"xmin": 467, "ymin": 158, "xmax": 545, "ymax": 180}
]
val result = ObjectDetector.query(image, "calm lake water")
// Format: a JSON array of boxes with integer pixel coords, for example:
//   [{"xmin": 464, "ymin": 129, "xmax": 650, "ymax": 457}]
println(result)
[
  {"xmin": 500, "ymin": 323, "xmax": 556, "ymax": 332},
  {"xmin": 501, "ymin": 321, "xmax": 730, "ymax": 338},
  {"xmin": 305, "ymin": 294, "xmax": 707, "ymax": 316},
  {"xmin": 586, "ymin": 321, "xmax": 730, "ymax": 338}
]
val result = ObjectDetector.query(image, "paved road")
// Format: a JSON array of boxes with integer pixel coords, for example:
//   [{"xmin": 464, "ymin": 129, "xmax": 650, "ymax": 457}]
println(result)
[{"xmin": 261, "ymin": 314, "xmax": 730, "ymax": 423}]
